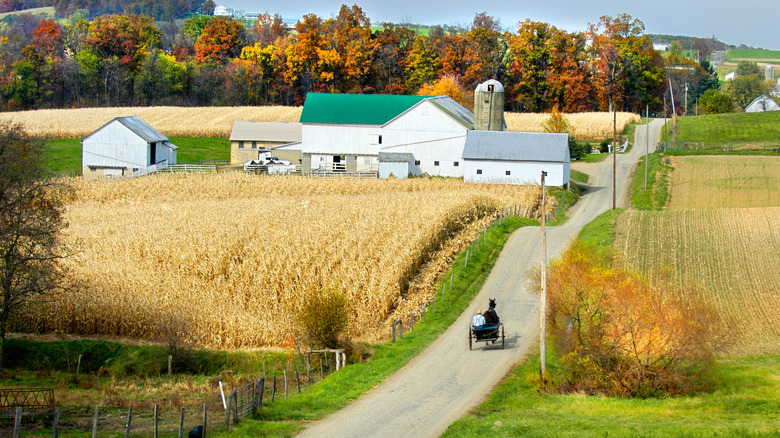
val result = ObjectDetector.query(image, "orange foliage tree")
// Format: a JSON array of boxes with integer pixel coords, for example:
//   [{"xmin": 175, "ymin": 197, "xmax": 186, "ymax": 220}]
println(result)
[
  {"xmin": 536, "ymin": 242, "xmax": 727, "ymax": 397},
  {"xmin": 416, "ymin": 74, "xmax": 472, "ymax": 109},
  {"xmin": 195, "ymin": 17, "xmax": 244, "ymax": 64}
]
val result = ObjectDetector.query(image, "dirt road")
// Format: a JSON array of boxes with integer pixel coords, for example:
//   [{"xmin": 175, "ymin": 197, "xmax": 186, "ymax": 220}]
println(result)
[{"xmin": 298, "ymin": 120, "xmax": 665, "ymax": 437}]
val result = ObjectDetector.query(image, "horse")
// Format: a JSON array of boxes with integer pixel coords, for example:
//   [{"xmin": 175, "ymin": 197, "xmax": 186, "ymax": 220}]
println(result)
[{"xmin": 484, "ymin": 298, "xmax": 499, "ymax": 325}]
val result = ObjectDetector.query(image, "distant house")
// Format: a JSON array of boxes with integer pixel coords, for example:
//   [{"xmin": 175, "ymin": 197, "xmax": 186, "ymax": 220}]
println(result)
[
  {"xmin": 745, "ymin": 94, "xmax": 780, "ymax": 112},
  {"xmin": 82, "ymin": 116, "xmax": 177, "ymax": 179},
  {"xmin": 725, "ymin": 72, "xmax": 737, "ymax": 81},
  {"xmin": 299, "ymin": 93, "xmax": 473, "ymax": 176},
  {"xmin": 229, "ymin": 121, "xmax": 302, "ymax": 165},
  {"xmin": 213, "ymin": 4, "xmax": 233, "ymax": 16},
  {"xmin": 462, "ymin": 131, "xmax": 570, "ymax": 186},
  {"xmin": 653, "ymin": 42, "xmax": 669, "ymax": 51}
]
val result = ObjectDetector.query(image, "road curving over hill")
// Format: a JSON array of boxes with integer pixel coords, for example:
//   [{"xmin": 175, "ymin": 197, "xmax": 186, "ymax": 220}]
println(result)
[{"xmin": 298, "ymin": 119, "xmax": 665, "ymax": 438}]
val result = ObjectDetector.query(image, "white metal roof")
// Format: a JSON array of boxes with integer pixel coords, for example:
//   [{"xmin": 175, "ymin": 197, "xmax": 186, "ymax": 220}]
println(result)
[
  {"xmin": 463, "ymin": 131, "xmax": 569, "ymax": 162},
  {"xmin": 229, "ymin": 121, "xmax": 302, "ymax": 142},
  {"xmin": 475, "ymin": 79, "xmax": 504, "ymax": 93},
  {"xmin": 114, "ymin": 116, "xmax": 168, "ymax": 143}
]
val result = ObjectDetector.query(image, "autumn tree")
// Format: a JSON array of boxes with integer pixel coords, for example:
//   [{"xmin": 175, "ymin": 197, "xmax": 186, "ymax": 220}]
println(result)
[
  {"xmin": 463, "ymin": 12, "xmax": 507, "ymax": 87},
  {"xmin": 535, "ymin": 242, "xmax": 726, "ymax": 397},
  {"xmin": 195, "ymin": 17, "xmax": 244, "ymax": 64},
  {"xmin": 372, "ymin": 23, "xmax": 416, "ymax": 94},
  {"xmin": 322, "ymin": 5, "xmax": 376, "ymax": 93},
  {"xmin": 284, "ymin": 13, "xmax": 327, "ymax": 95},
  {"xmin": 542, "ymin": 106, "xmax": 571, "ymax": 133},
  {"xmin": 405, "ymin": 35, "xmax": 442, "ymax": 93},
  {"xmin": 417, "ymin": 74, "xmax": 471, "ymax": 108},
  {"xmin": 253, "ymin": 12, "xmax": 287, "ymax": 46},
  {"xmin": 507, "ymin": 20, "xmax": 556, "ymax": 112},
  {"xmin": 0, "ymin": 122, "xmax": 69, "ymax": 371}
]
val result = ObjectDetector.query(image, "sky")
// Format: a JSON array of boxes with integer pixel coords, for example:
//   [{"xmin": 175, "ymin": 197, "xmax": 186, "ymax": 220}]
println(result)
[{"xmin": 224, "ymin": 0, "xmax": 779, "ymax": 50}]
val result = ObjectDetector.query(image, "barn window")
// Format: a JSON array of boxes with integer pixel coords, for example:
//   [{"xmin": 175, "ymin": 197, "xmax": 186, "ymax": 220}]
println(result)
[
  {"xmin": 414, "ymin": 160, "xmax": 420, "ymax": 165},
  {"xmin": 506, "ymin": 170, "xmax": 511, "ymax": 176},
  {"xmin": 477, "ymin": 169, "xmax": 483, "ymax": 175},
  {"xmin": 434, "ymin": 161, "xmax": 440, "ymax": 166},
  {"xmin": 238, "ymin": 141, "xmax": 245, "ymax": 149},
  {"xmin": 454, "ymin": 161, "xmax": 459, "ymax": 167},
  {"xmin": 378, "ymin": 135, "xmax": 383, "ymax": 144},
  {"xmin": 252, "ymin": 141, "xmax": 257, "ymax": 149}
]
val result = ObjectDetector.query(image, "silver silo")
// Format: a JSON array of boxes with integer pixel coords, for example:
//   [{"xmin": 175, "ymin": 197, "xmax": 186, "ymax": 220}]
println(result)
[{"xmin": 473, "ymin": 79, "xmax": 505, "ymax": 131}]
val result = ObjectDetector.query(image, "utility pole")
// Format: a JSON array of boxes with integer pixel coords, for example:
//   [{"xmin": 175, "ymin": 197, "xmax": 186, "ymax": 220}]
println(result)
[
  {"xmin": 684, "ymin": 82, "xmax": 688, "ymax": 116},
  {"xmin": 644, "ymin": 105, "xmax": 649, "ymax": 190},
  {"xmin": 540, "ymin": 170, "xmax": 548, "ymax": 386},
  {"xmin": 612, "ymin": 106, "xmax": 616, "ymax": 210}
]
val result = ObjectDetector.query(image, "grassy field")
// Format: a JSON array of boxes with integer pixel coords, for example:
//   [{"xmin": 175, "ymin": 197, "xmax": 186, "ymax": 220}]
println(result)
[
  {"xmin": 664, "ymin": 111, "xmax": 780, "ymax": 147},
  {"xmin": 630, "ymin": 152, "xmax": 671, "ymax": 210},
  {"xmin": 443, "ymin": 350, "xmax": 780, "ymax": 437},
  {"xmin": 725, "ymin": 48, "xmax": 780, "ymax": 61},
  {"xmin": 43, "ymin": 137, "xmax": 230, "ymax": 175},
  {"xmin": 667, "ymin": 156, "xmax": 780, "ymax": 209},
  {"xmin": 18, "ymin": 175, "xmax": 548, "ymax": 349}
]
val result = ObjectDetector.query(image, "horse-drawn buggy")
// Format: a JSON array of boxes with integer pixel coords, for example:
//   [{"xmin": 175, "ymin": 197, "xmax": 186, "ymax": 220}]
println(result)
[{"xmin": 468, "ymin": 298, "xmax": 505, "ymax": 350}]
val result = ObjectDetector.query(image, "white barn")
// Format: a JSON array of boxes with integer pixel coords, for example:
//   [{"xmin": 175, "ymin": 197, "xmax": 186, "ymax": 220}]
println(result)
[
  {"xmin": 299, "ymin": 93, "xmax": 472, "ymax": 176},
  {"xmin": 745, "ymin": 94, "xmax": 780, "ymax": 112},
  {"xmin": 82, "ymin": 116, "xmax": 177, "ymax": 179},
  {"xmin": 462, "ymin": 131, "xmax": 570, "ymax": 186}
]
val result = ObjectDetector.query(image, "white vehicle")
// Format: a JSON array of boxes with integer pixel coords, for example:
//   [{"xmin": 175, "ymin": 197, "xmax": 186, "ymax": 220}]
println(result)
[{"xmin": 244, "ymin": 152, "xmax": 296, "ymax": 174}]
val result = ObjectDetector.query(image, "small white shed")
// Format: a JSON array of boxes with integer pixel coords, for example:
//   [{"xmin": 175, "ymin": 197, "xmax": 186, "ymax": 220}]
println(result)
[
  {"xmin": 82, "ymin": 116, "xmax": 177, "ymax": 179},
  {"xmin": 462, "ymin": 131, "xmax": 570, "ymax": 186},
  {"xmin": 378, "ymin": 152, "xmax": 413, "ymax": 179}
]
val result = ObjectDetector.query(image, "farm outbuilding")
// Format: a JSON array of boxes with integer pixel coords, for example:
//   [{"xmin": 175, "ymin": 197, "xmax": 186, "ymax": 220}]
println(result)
[
  {"xmin": 378, "ymin": 152, "xmax": 414, "ymax": 179},
  {"xmin": 299, "ymin": 93, "xmax": 473, "ymax": 176},
  {"xmin": 82, "ymin": 116, "xmax": 177, "ymax": 179},
  {"xmin": 229, "ymin": 121, "xmax": 302, "ymax": 165},
  {"xmin": 745, "ymin": 94, "xmax": 780, "ymax": 112},
  {"xmin": 462, "ymin": 131, "xmax": 570, "ymax": 186}
]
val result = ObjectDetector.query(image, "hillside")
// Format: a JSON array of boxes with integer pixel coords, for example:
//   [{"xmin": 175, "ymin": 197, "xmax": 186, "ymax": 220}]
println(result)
[{"xmin": 2, "ymin": 0, "xmax": 200, "ymax": 21}]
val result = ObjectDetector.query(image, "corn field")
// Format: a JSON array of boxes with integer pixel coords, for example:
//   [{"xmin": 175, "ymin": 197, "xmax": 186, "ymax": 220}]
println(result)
[
  {"xmin": 505, "ymin": 111, "xmax": 640, "ymax": 140},
  {"xmin": 0, "ymin": 106, "xmax": 637, "ymax": 140},
  {"xmin": 668, "ymin": 156, "xmax": 780, "ymax": 210},
  {"xmin": 16, "ymin": 174, "xmax": 549, "ymax": 349},
  {"xmin": 613, "ymin": 208, "xmax": 780, "ymax": 355}
]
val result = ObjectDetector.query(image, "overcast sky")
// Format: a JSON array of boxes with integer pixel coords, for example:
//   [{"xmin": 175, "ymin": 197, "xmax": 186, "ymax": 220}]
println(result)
[{"xmin": 225, "ymin": 0, "xmax": 779, "ymax": 50}]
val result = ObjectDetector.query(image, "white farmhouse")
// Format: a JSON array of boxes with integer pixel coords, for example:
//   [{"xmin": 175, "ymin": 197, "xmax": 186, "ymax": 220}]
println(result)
[
  {"xmin": 462, "ymin": 131, "xmax": 570, "ymax": 186},
  {"xmin": 299, "ymin": 93, "xmax": 473, "ymax": 176},
  {"xmin": 82, "ymin": 116, "xmax": 177, "ymax": 179}
]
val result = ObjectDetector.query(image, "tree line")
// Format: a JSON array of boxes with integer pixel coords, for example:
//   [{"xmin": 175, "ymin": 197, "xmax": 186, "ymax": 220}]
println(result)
[{"xmin": 0, "ymin": 5, "xmax": 727, "ymax": 114}]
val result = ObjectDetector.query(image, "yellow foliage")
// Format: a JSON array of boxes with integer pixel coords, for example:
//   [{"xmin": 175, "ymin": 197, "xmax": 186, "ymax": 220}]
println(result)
[{"xmin": 417, "ymin": 74, "xmax": 473, "ymax": 109}]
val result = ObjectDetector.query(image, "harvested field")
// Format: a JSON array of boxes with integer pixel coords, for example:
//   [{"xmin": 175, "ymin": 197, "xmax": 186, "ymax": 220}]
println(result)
[
  {"xmin": 1, "ymin": 106, "xmax": 637, "ymax": 140},
  {"xmin": 16, "ymin": 174, "xmax": 547, "ymax": 349},
  {"xmin": 614, "ymin": 208, "xmax": 780, "ymax": 355},
  {"xmin": 668, "ymin": 156, "xmax": 780, "ymax": 209},
  {"xmin": 505, "ymin": 111, "xmax": 640, "ymax": 140}
]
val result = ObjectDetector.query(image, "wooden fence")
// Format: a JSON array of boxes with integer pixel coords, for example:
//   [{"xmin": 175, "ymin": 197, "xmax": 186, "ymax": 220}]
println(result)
[{"xmin": 157, "ymin": 164, "xmax": 217, "ymax": 173}]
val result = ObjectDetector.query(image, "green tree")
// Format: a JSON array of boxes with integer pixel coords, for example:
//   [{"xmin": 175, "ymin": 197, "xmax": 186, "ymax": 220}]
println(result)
[
  {"xmin": 736, "ymin": 61, "xmax": 760, "ymax": 76},
  {"xmin": 726, "ymin": 74, "xmax": 771, "ymax": 108},
  {"xmin": 405, "ymin": 35, "xmax": 442, "ymax": 93},
  {"xmin": 699, "ymin": 89, "xmax": 733, "ymax": 114},
  {"xmin": 669, "ymin": 40, "xmax": 683, "ymax": 58},
  {"xmin": 0, "ymin": 122, "xmax": 69, "ymax": 371}
]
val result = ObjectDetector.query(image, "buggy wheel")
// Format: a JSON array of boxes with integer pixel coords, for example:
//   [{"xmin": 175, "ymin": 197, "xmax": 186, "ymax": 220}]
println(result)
[
  {"xmin": 468, "ymin": 327, "xmax": 472, "ymax": 350},
  {"xmin": 501, "ymin": 324, "xmax": 505, "ymax": 349}
]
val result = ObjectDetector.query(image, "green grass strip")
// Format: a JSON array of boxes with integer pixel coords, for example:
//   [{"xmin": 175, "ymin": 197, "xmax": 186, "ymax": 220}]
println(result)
[{"xmin": 630, "ymin": 152, "xmax": 671, "ymax": 210}]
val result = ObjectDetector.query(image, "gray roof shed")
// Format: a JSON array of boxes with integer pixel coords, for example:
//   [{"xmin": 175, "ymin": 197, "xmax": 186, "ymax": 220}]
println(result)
[
  {"xmin": 84, "ymin": 116, "xmax": 168, "ymax": 143},
  {"xmin": 463, "ymin": 131, "xmax": 569, "ymax": 162}
]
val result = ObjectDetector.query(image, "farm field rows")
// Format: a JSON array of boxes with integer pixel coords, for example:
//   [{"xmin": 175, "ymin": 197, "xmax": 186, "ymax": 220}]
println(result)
[
  {"xmin": 1, "ymin": 106, "xmax": 637, "ymax": 140},
  {"xmin": 16, "ymin": 174, "xmax": 547, "ymax": 349},
  {"xmin": 668, "ymin": 156, "xmax": 780, "ymax": 209}
]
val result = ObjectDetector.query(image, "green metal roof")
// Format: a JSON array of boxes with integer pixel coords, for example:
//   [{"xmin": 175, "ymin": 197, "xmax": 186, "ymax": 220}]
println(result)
[{"xmin": 300, "ymin": 93, "xmax": 430, "ymax": 125}]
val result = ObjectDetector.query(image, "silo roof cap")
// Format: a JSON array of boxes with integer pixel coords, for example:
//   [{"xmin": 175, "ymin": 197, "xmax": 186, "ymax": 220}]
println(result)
[{"xmin": 475, "ymin": 79, "xmax": 504, "ymax": 93}]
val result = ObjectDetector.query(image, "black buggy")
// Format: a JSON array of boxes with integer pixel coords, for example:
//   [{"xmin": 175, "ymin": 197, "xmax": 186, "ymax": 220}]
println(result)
[{"xmin": 469, "ymin": 299, "xmax": 504, "ymax": 350}]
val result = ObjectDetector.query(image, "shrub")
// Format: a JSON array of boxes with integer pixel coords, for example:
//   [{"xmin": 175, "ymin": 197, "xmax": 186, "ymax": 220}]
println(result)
[
  {"xmin": 296, "ymin": 284, "xmax": 351, "ymax": 349},
  {"xmin": 536, "ymin": 242, "xmax": 726, "ymax": 397},
  {"xmin": 599, "ymin": 139, "xmax": 610, "ymax": 153},
  {"xmin": 699, "ymin": 89, "xmax": 734, "ymax": 114},
  {"xmin": 568, "ymin": 136, "xmax": 588, "ymax": 160}
]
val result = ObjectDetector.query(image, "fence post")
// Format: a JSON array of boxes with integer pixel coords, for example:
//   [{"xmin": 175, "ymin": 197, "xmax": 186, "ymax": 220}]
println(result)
[
  {"xmin": 256, "ymin": 378, "xmax": 265, "ymax": 409},
  {"xmin": 432, "ymin": 294, "xmax": 437, "ymax": 314},
  {"xmin": 202, "ymin": 403, "xmax": 207, "ymax": 438},
  {"xmin": 168, "ymin": 355, "xmax": 173, "ymax": 376},
  {"xmin": 392, "ymin": 322, "xmax": 397, "ymax": 342},
  {"xmin": 13, "ymin": 407, "xmax": 21, "ymax": 438},
  {"xmin": 76, "ymin": 355, "xmax": 82, "ymax": 375},
  {"xmin": 125, "ymin": 405, "xmax": 133, "ymax": 438},
  {"xmin": 441, "ymin": 283, "xmax": 445, "ymax": 302},
  {"xmin": 284, "ymin": 369, "xmax": 289, "ymax": 398},
  {"xmin": 92, "ymin": 406, "xmax": 99, "ymax": 438},
  {"xmin": 179, "ymin": 407, "xmax": 185, "ymax": 438},
  {"xmin": 465, "ymin": 250, "xmax": 469, "ymax": 268},
  {"xmin": 422, "ymin": 303, "xmax": 427, "ymax": 322},
  {"xmin": 154, "ymin": 404, "xmax": 159, "ymax": 438},
  {"xmin": 399, "ymin": 320, "xmax": 403, "ymax": 340},
  {"xmin": 272, "ymin": 376, "xmax": 277, "ymax": 401},
  {"xmin": 54, "ymin": 406, "xmax": 60, "ymax": 438},
  {"xmin": 296, "ymin": 371, "xmax": 301, "ymax": 393}
]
